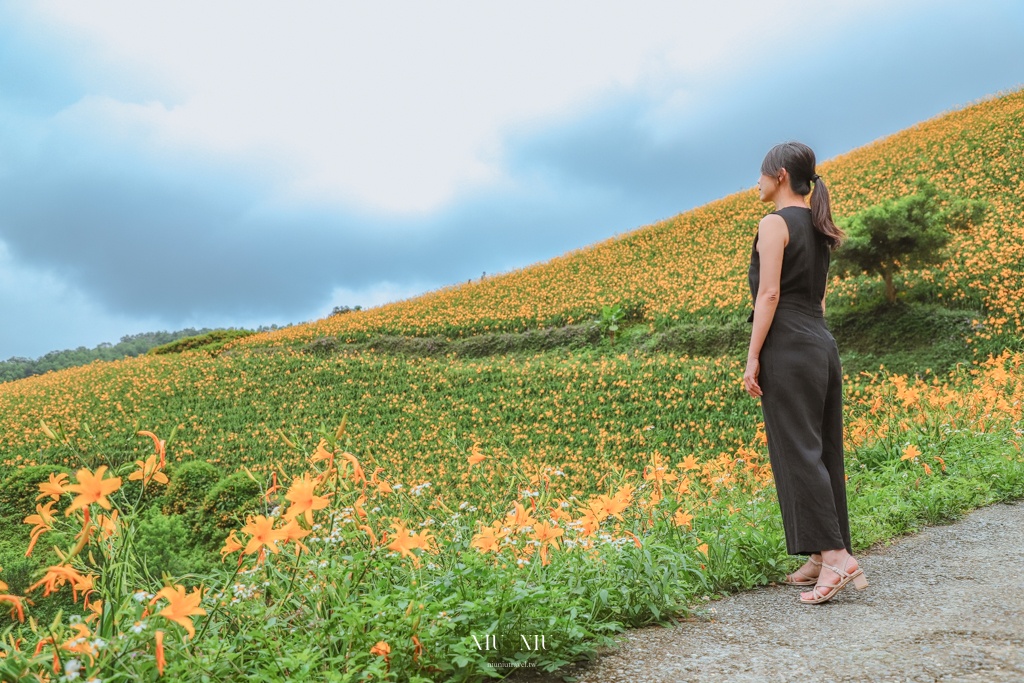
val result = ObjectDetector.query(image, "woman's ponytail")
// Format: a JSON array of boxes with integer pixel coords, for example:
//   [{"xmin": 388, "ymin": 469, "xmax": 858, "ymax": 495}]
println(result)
[{"xmin": 810, "ymin": 175, "xmax": 844, "ymax": 250}]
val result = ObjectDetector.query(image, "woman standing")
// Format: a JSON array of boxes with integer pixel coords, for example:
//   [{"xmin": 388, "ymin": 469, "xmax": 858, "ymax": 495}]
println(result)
[{"xmin": 743, "ymin": 141, "xmax": 868, "ymax": 604}]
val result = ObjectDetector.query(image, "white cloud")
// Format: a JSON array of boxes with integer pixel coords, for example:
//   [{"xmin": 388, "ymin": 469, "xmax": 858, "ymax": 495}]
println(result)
[{"xmin": 28, "ymin": 0, "xmax": 901, "ymax": 214}]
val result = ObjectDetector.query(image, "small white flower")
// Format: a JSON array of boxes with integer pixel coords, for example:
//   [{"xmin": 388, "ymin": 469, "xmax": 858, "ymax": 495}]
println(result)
[{"xmin": 64, "ymin": 659, "xmax": 82, "ymax": 679}]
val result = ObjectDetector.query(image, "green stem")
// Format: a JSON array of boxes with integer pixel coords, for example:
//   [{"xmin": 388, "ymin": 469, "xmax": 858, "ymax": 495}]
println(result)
[{"xmin": 191, "ymin": 557, "xmax": 245, "ymax": 650}]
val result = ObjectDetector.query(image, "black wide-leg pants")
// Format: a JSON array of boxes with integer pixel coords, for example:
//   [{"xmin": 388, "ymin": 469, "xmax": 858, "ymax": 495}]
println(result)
[{"xmin": 759, "ymin": 308, "xmax": 852, "ymax": 557}]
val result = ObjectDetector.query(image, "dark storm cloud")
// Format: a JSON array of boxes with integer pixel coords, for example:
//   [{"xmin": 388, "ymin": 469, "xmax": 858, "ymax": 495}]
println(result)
[{"xmin": 1, "ymin": 4, "xmax": 1022, "ymax": 326}]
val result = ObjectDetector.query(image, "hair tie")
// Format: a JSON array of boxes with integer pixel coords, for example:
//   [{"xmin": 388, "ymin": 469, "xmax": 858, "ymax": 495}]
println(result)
[{"xmin": 811, "ymin": 174, "xmax": 821, "ymax": 182}]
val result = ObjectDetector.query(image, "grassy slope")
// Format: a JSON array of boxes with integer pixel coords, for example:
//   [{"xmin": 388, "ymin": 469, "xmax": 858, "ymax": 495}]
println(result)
[
  {"xmin": 0, "ymin": 90, "xmax": 1023, "ymax": 680},
  {"xmin": 235, "ymin": 88, "xmax": 1024, "ymax": 348},
  {"xmin": 0, "ymin": 89, "xmax": 1022, "ymax": 488}
]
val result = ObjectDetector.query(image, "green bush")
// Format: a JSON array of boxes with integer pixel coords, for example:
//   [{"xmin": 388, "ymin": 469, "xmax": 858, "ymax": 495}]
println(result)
[
  {"xmin": 148, "ymin": 329, "xmax": 254, "ymax": 355},
  {"xmin": 163, "ymin": 460, "xmax": 222, "ymax": 516},
  {"xmin": 131, "ymin": 507, "xmax": 219, "ymax": 579},
  {"xmin": 0, "ymin": 464, "xmax": 73, "ymax": 529},
  {"xmin": 200, "ymin": 471, "xmax": 264, "ymax": 531}
]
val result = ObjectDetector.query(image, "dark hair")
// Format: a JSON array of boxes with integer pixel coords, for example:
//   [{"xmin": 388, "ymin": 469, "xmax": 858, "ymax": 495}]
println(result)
[{"xmin": 761, "ymin": 141, "xmax": 844, "ymax": 249}]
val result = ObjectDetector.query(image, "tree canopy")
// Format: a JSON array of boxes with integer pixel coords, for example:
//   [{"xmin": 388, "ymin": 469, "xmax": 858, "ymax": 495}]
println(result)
[{"xmin": 832, "ymin": 179, "xmax": 987, "ymax": 303}]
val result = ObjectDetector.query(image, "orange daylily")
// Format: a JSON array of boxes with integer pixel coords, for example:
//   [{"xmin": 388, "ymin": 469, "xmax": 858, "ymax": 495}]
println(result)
[
  {"xmin": 506, "ymin": 502, "xmax": 537, "ymax": 530},
  {"xmin": 370, "ymin": 640, "xmax": 390, "ymax": 662},
  {"xmin": 64, "ymin": 466, "xmax": 122, "ymax": 516},
  {"xmin": 129, "ymin": 454, "xmax": 169, "ymax": 487},
  {"xmin": 24, "ymin": 499, "xmax": 58, "ymax": 557},
  {"xmin": 339, "ymin": 452, "xmax": 367, "ymax": 485},
  {"xmin": 0, "ymin": 569, "xmax": 25, "ymax": 623},
  {"xmin": 220, "ymin": 530, "xmax": 244, "ymax": 560},
  {"xmin": 35, "ymin": 472, "xmax": 69, "ymax": 501},
  {"xmin": 901, "ymin": 444, "xmax": 921, "ymax": 461},
  {"xmin": 673, "ymin": 509, "xmax": 694, "ymax": 529},
  {"xmin": 282, "ymin": 474, "xmax": 332, "ymax": 525},
  {"xmin": 387, "ymin": 521, "xmax": 436, "ymax": 566},
  {"xmin": 95, "ymin": 510, "xmax": 120, "ymax": 540},
  {"xmin": 468, "ymin": 442, "xmax": 487, "ymax": 467},
  {"xmin": 279, "ymin": 518, "xmax": 312, "ymax": 554},
  {"xmin": 137, "ymin": 430, "xmax": 167, "ymax": 469},
  {"xmin": 240, "ymin": 515, "xmax": 288, "ymax": 557},
  {"xmin": 470, "ymin": 520, "xmax": 506, "ymax": 554},
  {"xmin": 155, "ymin": 630, "xmax": 166, "ymax": 675},
  {"xmin": 680, "ymin": 454, "xmax": 701, "ymax": 471},
  {"xmin": 153, "ymin": 584, "xmax": 207, "ymax": 639},
  {"xmin": 530, "ymin": 521, "xmax": 563, "ymax": 566},
  {"xmin": 27, "ymin": 564, "xmax": 93, "ymax": 601}
]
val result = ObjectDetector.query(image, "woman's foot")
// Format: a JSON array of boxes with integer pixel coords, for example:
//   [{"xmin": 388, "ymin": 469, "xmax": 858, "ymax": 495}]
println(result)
[
  {"xmin": 784, "ymin": 554, "xmax": 822, "ymax": 585},
  {"xmin": 799, "ymin": 551, "xmax": 858, "ymax": 601}
]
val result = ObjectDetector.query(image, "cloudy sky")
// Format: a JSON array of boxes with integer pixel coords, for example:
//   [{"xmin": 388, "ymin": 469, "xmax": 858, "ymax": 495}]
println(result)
[{"xmin": 1, "ymin": 1, "xmax": 1023, "ymax": 359}]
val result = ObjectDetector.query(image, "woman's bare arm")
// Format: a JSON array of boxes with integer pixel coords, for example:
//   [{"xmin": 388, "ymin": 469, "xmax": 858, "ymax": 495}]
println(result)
[{"xmin": 744, "ymin": 214, "xmax": 787, "ymax": 397}]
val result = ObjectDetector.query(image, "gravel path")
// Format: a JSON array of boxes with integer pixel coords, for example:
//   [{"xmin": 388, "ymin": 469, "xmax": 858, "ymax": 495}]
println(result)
[{"xmin": 519, "ymin": 499, "xmax": 1024, "ymax": 683}]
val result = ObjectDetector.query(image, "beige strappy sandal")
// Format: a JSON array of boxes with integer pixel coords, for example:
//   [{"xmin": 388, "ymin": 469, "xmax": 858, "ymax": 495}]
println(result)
[
  {"xmin": 798, "ymin": 556, "xmax": 869, "ymax": 604},
  {"xmin": 782, "ymin": 557, "xmax": 822, "ymax": 586}
]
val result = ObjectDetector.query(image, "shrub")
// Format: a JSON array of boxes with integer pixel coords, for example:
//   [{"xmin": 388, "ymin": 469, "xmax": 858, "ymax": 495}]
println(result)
[
  {"xmin": 163, "ymin": 460, "xmax": 222, "ymax": 516},
  {"xmin": 131, "ymin": 507, "xmax": 220, "ymax": 578},
  {"xmin": 199, "ymin": 471, "xmax": 264, "ymax": 531},
  {"xmin": 148, "ymin": 329, "xmax": 254, "ymax": 355},
  {"xmin": 0, "ymin": 464, "xmax": 73, "ymax": 529}
]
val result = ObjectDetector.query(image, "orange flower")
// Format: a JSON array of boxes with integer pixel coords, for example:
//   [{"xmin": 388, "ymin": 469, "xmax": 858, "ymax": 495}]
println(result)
[
  {"xmin": 673, "ymin": 509, "xmax": 694, "ymax": 529},
  {"xmin": 129, "ymin": 454, "xmax": 169, "ymax": 487},
  {"xmin": 588, "ymin": 493, "xmax": 627, "ymax": 522},
  {"xmin": 370, "ymin": 640, "xmax": 390, "ymax": 661},
  {"xmin": 35, "ymin": 472, "xmax": 69, "ymax": 501},
  {"xmin": 279, "ymin": 518, "xmax": 312, "ymax": 554},
  {"xmin": 64, "ymin": 466, "xmax": 122, "ymax": 516},
  {"xmin": 24, "ymin": 500, "xmax": 58, "ymax": 557},
  {"xmin": 353, "ymin": 494, "xmax": 368, "ymax": 520},
  {"xmin": 96, "ymin": 510, "xmax": 120, "ymax": 540},
  {"xmin": 155, "ymin": 630, "xmax": 166, "ymax": 675},
  {"xmin": 901, "ymin": 444, "xmax": 922, "ymax": 461},
  {"xmin": 84, "ymin": 598, "xmax": 103, "ymax": 624},
  {"xmin": 506, "ymin": 502, "xmax": 537, "ymax": 530},
  {"xmin": 680, "ymin": 454, "xmax": 701, "ymax": 471},
  {"xmin": 283, "ymin": 473, "xmax": 332, "ymax": 525},
  {"xmin": 220, "ymin": 530, "xmax": 244, "ymax": 560},
  {"xmin": 0, "ymin": 594, "xmax": 25, "ymax": 623},
  {"xmin": 0, "ymin": 568, "xmax": 25, "ymax": 623},
  {"xmin": 340, "ymin": 452, "xmax": 367, "ymax": 485},
  {"xmin": 577, "ymin": 512, "xmax": 601, "ymax": 537},
  {"xmin": 310, "ymin": 439, "xmax": 334, "ymax": 466},
  {"xmin": 468, "ymin": 442, "xmax": 487, "ymax": 467},
  {"xmin": 530, "ymin": 521, "xmax": 563, "ymax": 566},
  {"xmin": 61, "ymin": 622, "xmax": 99, "ymax": 665},
  {"xmin": 27, "ymin": 564, "xmax": 92, "ymax": 601},
  {"xmin": 240, "ymin": 515, "xmax": 287, "ymax": 557},
  {"xmin": 412, "ymin": 634, "xmax": 425, "ymax": 663},
  {"xmin": 137, "ymin": 430, "xmax": 167, "ymax": 469},
  {"xmin": 470, "ymin": 520, "xmax": 506, "ymax": 554},
  {"xmin": 387, "ymin": 521, "xmax": 435, "ymax": 566},
  {"xmin": 153, "ymin": 585, "xmax": 207, "ymax": 639}
]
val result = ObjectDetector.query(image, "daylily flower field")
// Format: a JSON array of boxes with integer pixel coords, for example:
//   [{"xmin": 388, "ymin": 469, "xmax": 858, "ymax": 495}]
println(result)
[{"xmin": 1, "ymin": 90, "xmax": 1023, "ymax": 681}]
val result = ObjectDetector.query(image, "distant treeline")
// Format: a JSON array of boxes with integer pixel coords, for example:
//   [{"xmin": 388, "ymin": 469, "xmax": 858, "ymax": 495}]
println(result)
[{"xmin": 0, "ymin": 328, "xmax": 263, "ymax": 383}]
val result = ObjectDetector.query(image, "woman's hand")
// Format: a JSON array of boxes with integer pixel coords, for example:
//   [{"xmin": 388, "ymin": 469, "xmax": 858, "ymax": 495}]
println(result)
[{"xmin": 744, "ymin": 356, "xmax": 762, "ymax": 397}]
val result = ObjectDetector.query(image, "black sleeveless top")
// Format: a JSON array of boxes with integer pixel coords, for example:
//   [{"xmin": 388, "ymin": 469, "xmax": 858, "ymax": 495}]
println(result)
[{"xmin": 747, "ymin": 206, "xmax": 830, "ymax": 321}]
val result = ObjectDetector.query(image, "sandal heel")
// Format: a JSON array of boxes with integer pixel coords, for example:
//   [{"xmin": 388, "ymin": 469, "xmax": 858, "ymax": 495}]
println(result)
[{"xmin": 852, "ymin": 571, "xmax": 869, "ymax": 590}]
